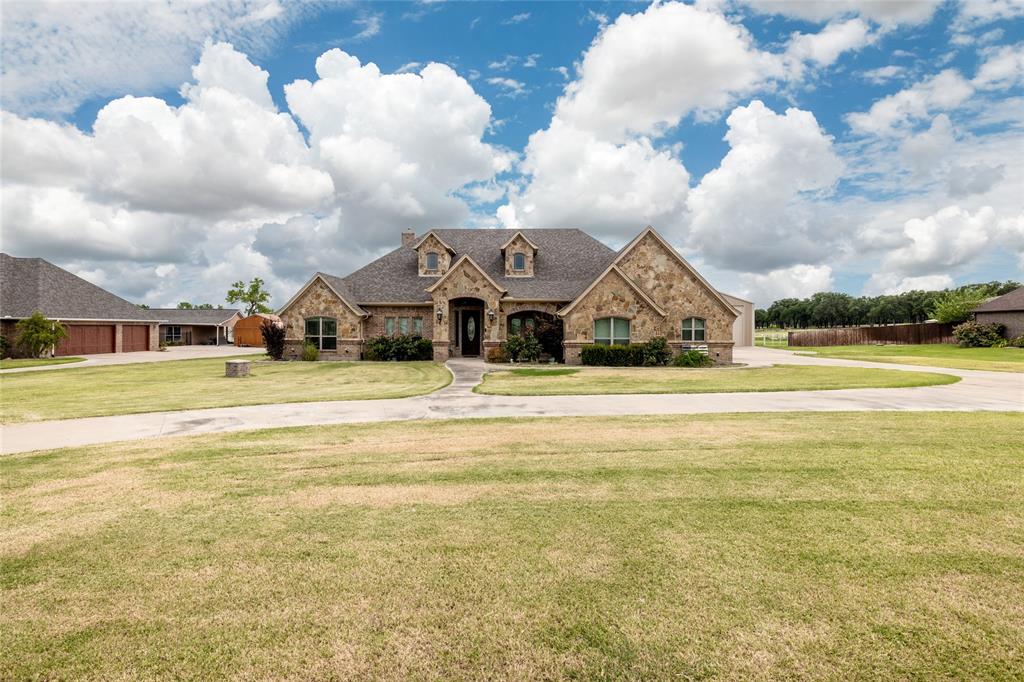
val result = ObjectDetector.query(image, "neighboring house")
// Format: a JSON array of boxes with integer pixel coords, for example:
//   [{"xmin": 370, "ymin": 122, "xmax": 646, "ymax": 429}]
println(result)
[
  {"xmin": 973, "ymin": 286, "xmax": 1024, "ymax": 338},
  {"xmin": 234, "ymin": 313, "xmax": 282, "ymax": 347},
  {"xmin": 0, "ymin": 252, "xmax": 160, "ymax": 356},
  {"xmin": 278, "ymin": 226, "xmax": 747, "ymax": 364},
  {"xmin": 149, "ymin": 308, "xmax": 241, "ymax": 345}
]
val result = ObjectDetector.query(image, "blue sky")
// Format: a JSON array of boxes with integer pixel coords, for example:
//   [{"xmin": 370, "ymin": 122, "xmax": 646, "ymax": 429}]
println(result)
[{"xmin": 2, "ymin": 0, "xmax": 1022, "ymax": 308}]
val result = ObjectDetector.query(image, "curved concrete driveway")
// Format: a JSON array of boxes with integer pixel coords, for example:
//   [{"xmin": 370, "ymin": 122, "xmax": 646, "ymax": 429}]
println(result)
[{"xmin": 1, "ymin": 347, "xmax": 1020, "ymax": 454}]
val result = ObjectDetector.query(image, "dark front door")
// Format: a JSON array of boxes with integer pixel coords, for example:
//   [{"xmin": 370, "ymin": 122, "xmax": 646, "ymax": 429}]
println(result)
[{"xmin": 461, "ymin": 310, "xmax": 482, "ymax": 356}]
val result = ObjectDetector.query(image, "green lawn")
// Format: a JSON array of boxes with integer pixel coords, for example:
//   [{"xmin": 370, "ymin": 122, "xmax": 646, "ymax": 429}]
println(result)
[
  {"xmin": 477, "ymin": 364, "xmax": 958, "ymax": 396},
  {"xmin": 2, "ymin": 413, "xmax": 1022, "ymax": 679},
  {"xmin": 0, "ymin": 357, "xmax": 451, "ymax": 424},
  {"xmin": 0, "ymin": 357, "xmax": 85, "ymax": 370},
  {"xmin": 791, "ymin": 344, "xmax": 1024, "ymax": 372}
]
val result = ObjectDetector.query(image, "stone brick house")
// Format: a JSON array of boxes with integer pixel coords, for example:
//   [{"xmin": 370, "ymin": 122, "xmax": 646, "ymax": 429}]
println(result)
[
  {"xmin": 973, "ymin": 286, "xmax": 1024, "ymax": 338},
  {"xmin": 277, "ymin": 226, "xmax": 743, "ymax": 364}
]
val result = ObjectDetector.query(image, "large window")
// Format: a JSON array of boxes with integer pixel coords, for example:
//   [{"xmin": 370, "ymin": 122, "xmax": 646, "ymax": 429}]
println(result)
[
  {"xmin": 305, "ymin": 317, "xmax": 337, "ymax": 350},
  {"xmin": 426, "ymin": 252, "xmax": 439, "ymax": 270},
  {"xmin": 512, "ymin": 252, "xmax": 526, "ymax": 271},
  {"xmin": 165, "ymin": 326, "xmax": 182, "ymax": 342},
  {"xmin": 682, "ymin": 317, "xmax": 705, "ymax": 342},
  {"xmin": 385, "ymin": 316, "xmax": 424, "ymax": 337},
  {"xmin": 594, "ymin": 317, "xmax": 630, "ymax": 345}
]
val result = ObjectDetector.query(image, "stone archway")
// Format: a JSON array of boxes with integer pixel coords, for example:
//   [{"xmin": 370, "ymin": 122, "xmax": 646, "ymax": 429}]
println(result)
[{"xmin": 506, "ymin": 310, "xmax": 564, "ymax": 362}]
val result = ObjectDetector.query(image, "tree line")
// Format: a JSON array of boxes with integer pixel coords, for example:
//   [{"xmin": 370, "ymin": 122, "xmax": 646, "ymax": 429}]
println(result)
[{"xmin": 755, "ymin": 281, "xmax": 1020, "ymax": 329}]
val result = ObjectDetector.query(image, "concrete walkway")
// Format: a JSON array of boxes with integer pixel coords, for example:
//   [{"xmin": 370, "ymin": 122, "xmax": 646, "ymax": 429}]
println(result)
[
  {"xmin": 1, "ymin": 347, "xmax": 1021, "ymax": 455},
  {"xmin": 0, "ymin": 345, "xmax": 265, "ymax": 374}
]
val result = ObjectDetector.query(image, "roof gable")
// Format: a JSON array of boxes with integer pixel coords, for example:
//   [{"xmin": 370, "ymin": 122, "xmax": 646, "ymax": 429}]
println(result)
[
  {"xmin": 500, "ymin": 231, "xmax": 539, "ymax": 252},
  {"xmin": 412, "ymin": 231, "xmax": 456, "ymax": 254},
  {"xmin": 148, "ymin": 308, "xmax": 241, "ymax": 325},
  {"xmin": 277, "ymin": 273, "xmax": 368, "ymax": 318},
  {"xmin": 558, "ymin": 265, "xmax": 667, "ymax": 317},
  {"xmin": 425, "ymin": 255, "xmax": 507, "ymax": 294},
  {"xmin": 615, "ymin": 227, "xmax": 738, "ymax": 315}
]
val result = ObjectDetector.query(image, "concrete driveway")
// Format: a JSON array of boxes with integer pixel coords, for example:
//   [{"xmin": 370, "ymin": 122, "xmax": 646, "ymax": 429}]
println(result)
[
  {"xmin": 1, "ymin": 347, "xmax": 1021, "ymax": 454},
  {"xmin": 0, "ymin": 345, "xmax": 265, "ymax": 374}
]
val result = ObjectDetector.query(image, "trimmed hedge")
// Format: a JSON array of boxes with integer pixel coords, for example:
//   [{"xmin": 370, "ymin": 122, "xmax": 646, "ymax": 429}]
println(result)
[
  {"xmin": 364, "ymin": 335, "xmax": 434, "ymax": 361},
  {"xmin": 672, "ymin": 349, "xmax": 713, "ymax": 368},
  {"xmin": 580, "ymin": 337, "xmax": 676, "ymax": 367}
]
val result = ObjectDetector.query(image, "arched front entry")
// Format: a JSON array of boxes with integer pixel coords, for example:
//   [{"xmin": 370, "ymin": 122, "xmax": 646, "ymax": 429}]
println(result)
[
  {"xmin": 507, "ymin": 310, "xmax": 564, "ymax": 362},
  {"xmin": 450, "ymin": 297, "xmax": 485, "ymax": 357}
]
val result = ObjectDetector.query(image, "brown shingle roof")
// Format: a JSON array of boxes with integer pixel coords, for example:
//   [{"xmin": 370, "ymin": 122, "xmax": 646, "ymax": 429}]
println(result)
[
  {"xmin": 340, "ymin": 229, "xmax": 617, "ymax": 303},
  {"xmin": 0, "ymin": 253, "xmax": 155, "ymax": 321},
  {"xmin": 973, "ymin": 286, "xmax": 1024, "ymax": 313}
]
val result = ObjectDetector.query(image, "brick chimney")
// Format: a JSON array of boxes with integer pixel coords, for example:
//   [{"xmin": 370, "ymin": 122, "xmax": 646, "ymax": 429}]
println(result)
[{"xmin": 401, "ymin": 229, "xmax": 416, "ymax": 247}]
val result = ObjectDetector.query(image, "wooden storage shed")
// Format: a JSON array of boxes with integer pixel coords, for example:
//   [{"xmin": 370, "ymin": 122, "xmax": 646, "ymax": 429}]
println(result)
[{"xmin": 234, "ymin": 313, "xmax": 280, "ymax": 347}]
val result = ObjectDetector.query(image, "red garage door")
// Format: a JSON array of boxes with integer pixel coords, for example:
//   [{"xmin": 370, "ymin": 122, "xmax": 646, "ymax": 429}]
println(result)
[
  {"xmin": 123, "ymin": 325, "xmax": 149, "ymax": 352},
  {"xmin": 56, "ymin": 325, "xmax": 115, "ymax": 356}
]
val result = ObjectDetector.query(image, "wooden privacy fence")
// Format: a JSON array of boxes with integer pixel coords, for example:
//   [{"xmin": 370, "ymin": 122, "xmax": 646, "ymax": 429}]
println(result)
[{"xmin": 788, "ymin": 322, "xmax": 956, "ymax": 347}]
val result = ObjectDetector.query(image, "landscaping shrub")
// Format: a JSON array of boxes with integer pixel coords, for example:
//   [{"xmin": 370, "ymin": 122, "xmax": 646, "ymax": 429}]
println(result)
[
  {"xmin": 580, "ymin": 344, "xmax": 607, "ymax": 366},
  {"xmin": 364, "ymin": 335, "xmax": 433, "ymax": 361},
  {"xmin": 0, "ymin": 334, "xmax": 10, "ymax": 358},
  {"xmin": 580, "ymin": 337, "xmax": 674, "ymax": 367},
  {"xmin": 486, "ymin": 345, "xmax": 509, "ymax": 363},
  {"xmin": 673, "ymin": 349, "xmax": 713, "ymax": 368},
  {"xmin": 953, "ymin": 321, "xmax": 1006, "ymax": 347},
  {"xmin": 301, "ymin": 342, "xmax": 319, "ymax": 361},
  {"xmin": 260, "ymin": 319, "xmax": 286, "ymax": 360},
  {"xmin": 16, "ymin": 311, "xmax": 67, "ymax": 358},
  {"xmin": 641, "ymin": 337, "xmax": 671, "ymax": 366},
  {"xmin": 1008, "ymin": 335, "xmax": 1024, "ymax": 348},
  {"xmin": 503, "ymin": 335, "xmax": 526, "ymax": 361},
  {"xmin": 520, "ymin": 334, "xmax": 542, "ymax": 362}
]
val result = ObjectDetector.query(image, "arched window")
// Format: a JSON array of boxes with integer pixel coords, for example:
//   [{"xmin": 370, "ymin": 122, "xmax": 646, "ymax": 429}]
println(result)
[
  {"xmin": 594, "ymin": 317, "xmax": 630, "ymax": 345},
  {"xmin": 426, "ymin": 252, "xmax": 439, "ymax": 271},
  {"xmin": 512, "ymin": 252, "xmax": 526, "ymax": 271},
  {"xmin": 682, "ymin": 317, "xmax": 705, "ymax": 342},
  {"xmin": 305, "ymin": 317, "xmax": 337, "ymax": 350}
]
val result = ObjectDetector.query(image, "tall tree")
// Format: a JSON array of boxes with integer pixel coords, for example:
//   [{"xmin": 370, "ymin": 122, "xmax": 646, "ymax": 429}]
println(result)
[
  {"xmin": 16, "ymin": 312, "xmax": 67, "ymax": 358},
  {"xmin": 226, "ymin": 278, "xmax": 272, "ymax": 316}
]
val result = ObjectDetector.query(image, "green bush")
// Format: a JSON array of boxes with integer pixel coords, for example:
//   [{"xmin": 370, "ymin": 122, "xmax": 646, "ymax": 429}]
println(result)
[
  {"xmin": 486, "ymin": 345, "xmax": 509, "ymax": 363},
  {"xmin": 301, "ymin": 342, "xmax": 319, "ymax": 361},
  {"xmin": 641, "ymin": 337, "xmax": 672, "ymax": 366},
  {"xmin": 0, "ymin": 333, "xmax": 10, "ymax": 358},
  {"xmin": 16, "ymin": 311, "xmax": 67, "ymax": 358},
  {"xmin": 364, "ymin": 335, "xmax": 432, "ymax": 361},
  {"xmin": 580, "ymin": 344, "xmax": 607, "ymax": 366},
  {"xmin": 520, "ymin": 334, "xmax": 542, "ymax": 362},
  {"xmin": 672, "ymin": 349, "xmax": 713, "ymax": 367},
  {"xmin": 1008, "ymin": 335, "xmax": 1024, "ymax": 348},
  {"xmin": 952, "ymin": 321, "xmax": 1006, "ymax": 347},
  {"xmin": 503, "ymin": 335, "xmax": 526, "ymax": 361},
  {"xmin": 580, "ymin": 337, "xmax": 674, "ymax": 367}
]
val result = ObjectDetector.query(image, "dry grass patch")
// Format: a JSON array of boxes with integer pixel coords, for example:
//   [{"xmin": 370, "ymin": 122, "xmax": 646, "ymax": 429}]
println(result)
[
  {"xmin": 476, "ymin": 363, "xmax": 959, "ymax": 395},
  {"xmin": 2, "ymin": 413, "xmax": 1022, "ymax": 679}
]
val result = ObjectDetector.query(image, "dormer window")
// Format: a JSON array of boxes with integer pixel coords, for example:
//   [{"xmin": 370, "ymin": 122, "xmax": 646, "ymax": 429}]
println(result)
[
  {"xmin": 512, "ymin": 253, "xmax": 526, "ymax": 271},
  {"xmin": 426, "ymin": 252, "xmax": 439, "ymax": 271}
]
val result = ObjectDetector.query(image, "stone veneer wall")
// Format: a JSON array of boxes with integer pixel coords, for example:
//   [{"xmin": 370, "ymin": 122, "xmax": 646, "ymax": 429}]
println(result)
[
  {"xmin": 416, "ymin": 234, "xmax": 452, "ymax": 277},
  {"xmin": 503, "ymin": 234, "xmax": 536, "ymax": 277},
  {"xmin": 429, "ymin": 259, "xmax": 503, "ymax": 361},
  {"xmin": 280, "ymin": 277, "xmax": 363, "ymax": 360},
  {"xmin": 362, "ymin": 305, "xmax": 433, "ymax": 338},
  {"xmin": 561, "ymin": 268, "xmax": 664, "ymax": 360}
]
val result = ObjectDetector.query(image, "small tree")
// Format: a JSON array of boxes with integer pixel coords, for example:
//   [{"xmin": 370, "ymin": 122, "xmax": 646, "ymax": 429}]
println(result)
[
  {"xmin": 16, "ymin": 312, "xmax": 68, "ymax": 358},
  {"xmin": 226, "ymin": 278, "xmax": 273, "ymax": 316},
  {"xmin": 930, "ymin": 287, "xmax": 988, "ymax": 324},
  {"xmin": 261, "ymin": 319, "xmax": 286, "ymax": 360}
]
